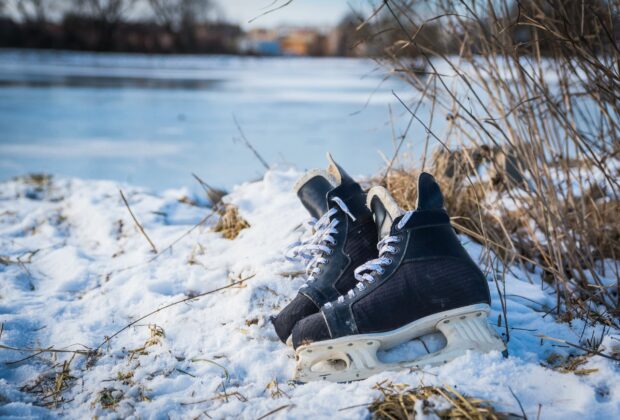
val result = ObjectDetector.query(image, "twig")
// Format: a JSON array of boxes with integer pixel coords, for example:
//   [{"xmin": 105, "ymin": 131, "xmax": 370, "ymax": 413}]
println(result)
[
  {"xmin": 191, "ymin": 358, "xmax": 230, "ymax": 381},
  {"xmin": 0, "ymin": 344, "xmax": 93, "ymax": 365},
  {"xmin": 4, "ymin": 347, "xmax": 54, "ymax": 365},
  {"xmin": 176, "ymin": 368, "xmax": 196, "ymax": 378},
  {"xmin": 248, "ymin": 0, "xmax": 293, "ymax": 23},
  {"xmin": 509, "ymin": 386, "xmax": 528, "ymax": 420},
  {"xmin": 147, "ymin": 210, "xmax": 216, "ymax": 263},
  {"xmin": 191, "ymin": 173, "xmax": 225, "ymax": 209},
  {"xmin": 537, "ymin": 334, "xmax": 620, "ymax": 362},
  {"xmin": 96, "ymin": 276, "xmax": 254, "ymax": 351},
  {"xmin": 338, "ymin": 402, "xmax": 372, "ymax": 411},
  {"xmin": 256, "ymin": 404, "xmax": 294, "ymax": 420},
  {"xmin": 233, "ymin": 115, "xmax": 270, "ymax": 171},
  {"xmin": 119, "ymin": 190, "xmax": 158, "ymax": 253}
]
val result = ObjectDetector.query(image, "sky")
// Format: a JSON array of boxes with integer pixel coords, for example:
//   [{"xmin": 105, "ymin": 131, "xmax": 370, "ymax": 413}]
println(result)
[{"xmin": 216, "ymin": 0, "xmax": 371, "ymax": 28}]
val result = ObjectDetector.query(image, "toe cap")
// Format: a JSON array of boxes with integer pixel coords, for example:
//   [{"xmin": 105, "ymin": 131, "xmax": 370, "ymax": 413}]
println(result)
[
  {"xmin": 291, "ymin": 312, "xmax": 331, "ymax": 349},
  {"xmin": 271, "ymin": 293, "xmax": 318, "ymax": 343}
]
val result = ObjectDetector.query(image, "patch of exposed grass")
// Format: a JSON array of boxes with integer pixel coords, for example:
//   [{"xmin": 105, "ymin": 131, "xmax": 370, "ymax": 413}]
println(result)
[
  {"xmin": 544, "ymin": 353, "xmax": 599, "ymax": 376},
  {"xmin": 20, "ymin": 358, "xmax": 76, "ymax": 408},
  {"xmin": 212, "ymin": 205, "xmax": 250, "ymax": 240},
  {"xmin": 369, "ymin": 381, "xmax": 506, "ymax": 419},
  {"xmin": 127, "ymin": 324, "xmax": 165, "ymax": 360},
  {"xmin": 94, "ymin": 388, "xmax": 124, "ymax": 410}
]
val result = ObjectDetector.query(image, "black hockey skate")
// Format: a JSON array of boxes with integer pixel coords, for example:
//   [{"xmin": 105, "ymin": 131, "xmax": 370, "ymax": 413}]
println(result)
[
  {"xmin": 271, "ymin": 154, "xmax": 378, "ymax": 344},
  {"xmin": 291, "ymin": 173, "xmax": 505, "ymax": 382}
]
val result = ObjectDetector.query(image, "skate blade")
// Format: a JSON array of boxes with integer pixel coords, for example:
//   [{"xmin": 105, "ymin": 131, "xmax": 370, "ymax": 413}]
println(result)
[{"xmin": 294, "ymin": 304, "xmax": 506, "ymax": 383}]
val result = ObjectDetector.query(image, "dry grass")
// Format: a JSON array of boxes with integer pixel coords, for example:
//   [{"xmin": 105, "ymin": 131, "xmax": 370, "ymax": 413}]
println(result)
[
  {"xmin": 212, "ymin": 204, "xmax": 250, "ymax": 240},
  {"xmin": 369, "ymin": 381, "xmax": 506, "ymax": 419},
  {"xmin": 127, "ymin": 324, "xmax": 165, "ymax": 360},
  {"xmin": 95, "ymin": 388, "xmax": 124, "ymax": 410},
  {"xmin": 366, "ymin": 0, "xmax": 620, "ymax": 330},
  {"xmin": 544, "ymin": 353, "xmax": 599, "ymax": 376},
  {"xmin": 20, "ymin": 357, "xmax": 76, "ymax": 408}
]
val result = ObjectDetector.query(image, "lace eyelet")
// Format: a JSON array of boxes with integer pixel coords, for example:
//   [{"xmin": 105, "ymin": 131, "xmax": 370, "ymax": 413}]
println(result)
[
  {"xmin": 386, "ymin": 258, "xmax": 393, "ymax": 265},
  {"xmin": 391, "ymin": 247, "xmax": 400, "ymax": 254}
]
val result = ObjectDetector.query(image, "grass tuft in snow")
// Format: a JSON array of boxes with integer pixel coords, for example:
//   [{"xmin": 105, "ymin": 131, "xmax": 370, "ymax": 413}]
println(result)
[
  {"xmin": 127, "ymin": 324, "xmax": 165, "ymax": 360},
  {"xmin": 369, "ymin": 380, "xmax": 506, "ymax": 420},
  {"xmin": 94, "ymin": 388, "xmax": 124, "ymax": 410},
  {"xmin": 20, "ymin": 357, "xmax": 76, "ymax": 408},
  {"xmin": 544, "ymin": 353, "xmax": 599, "ymax": 376},
  {"xmin": 212, "ymin": 204, "xmax": 250, "ymax": 240}
]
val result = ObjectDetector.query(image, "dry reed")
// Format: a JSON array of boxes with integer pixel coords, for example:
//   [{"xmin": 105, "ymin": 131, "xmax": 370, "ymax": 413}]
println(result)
[
  {"xmin": 212, "ymin": 205, "xmax": 250, "ymax": 240},
  {"xmin": 365, "ymin": 0, "xmax": 620, "ymax": 329}
]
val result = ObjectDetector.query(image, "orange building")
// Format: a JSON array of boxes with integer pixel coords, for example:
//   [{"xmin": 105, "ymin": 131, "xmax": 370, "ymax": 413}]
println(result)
[{"xmin": 280, "ymin": 29, "xmax": 326, "ymax": 56}]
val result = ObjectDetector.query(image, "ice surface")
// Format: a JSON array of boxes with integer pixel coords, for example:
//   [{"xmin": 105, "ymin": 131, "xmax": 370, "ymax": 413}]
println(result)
[
  {"xmin": 0, "ymin": 171, "xmax": 618, "ymax": 419},
  {"xmin": 0, "ymin": 51, "xmax": 412, "ymax": 191}
]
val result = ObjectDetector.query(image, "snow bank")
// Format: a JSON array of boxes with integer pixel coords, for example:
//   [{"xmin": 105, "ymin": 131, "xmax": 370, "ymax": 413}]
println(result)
[{"xmin": 0, "ymin": 171, "xmax": 618, "ymax": 419}]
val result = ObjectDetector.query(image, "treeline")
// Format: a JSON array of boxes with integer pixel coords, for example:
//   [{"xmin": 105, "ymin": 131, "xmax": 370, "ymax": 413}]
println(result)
[
  {"xmin": 1, "ymin": 0, "xmax": 617, "ymax": 56},
  {"xmin": 363, "ymin": 0, "xmax": 620, "ymax": 59},
  {"xmin": 0, "ymin": 0, "xmax": 241, "ymax": 53}
]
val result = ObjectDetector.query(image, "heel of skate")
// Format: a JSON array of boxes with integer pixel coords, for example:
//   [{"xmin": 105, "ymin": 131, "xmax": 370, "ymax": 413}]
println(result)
[
  {"xmin": 293, "ymin": 304, "xmax": 506, "ymax": 383},
  {"xmin": 294, "ymin": 340, "xmax": 383, "ymax": 382}
]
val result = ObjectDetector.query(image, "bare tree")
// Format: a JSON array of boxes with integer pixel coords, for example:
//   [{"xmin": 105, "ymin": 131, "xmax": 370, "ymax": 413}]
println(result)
[
  {"xmin": 12, "ymin": 0, "xmax": 49, "ymax": 23},
  {"xmin": 148, "ymin": 0, "xmax": 212, "ymax": 31},
  {"xmin": 147, "ymin": 0, "xmax": 213, "ymax": 51},
  {"xmin": 68, "ymin": 0, "xmax": 137, "ymax": 50},
  {"xmin": 73, "ymin": 0, "xmax": 137, "ymax": 24}
]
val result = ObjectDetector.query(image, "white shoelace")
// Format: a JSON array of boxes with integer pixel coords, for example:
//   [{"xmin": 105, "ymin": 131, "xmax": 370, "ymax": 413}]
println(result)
[
  {"xmin": 326, "ymin": 210, "xmax": 414, "ymax": 306},
  {"xmin": 286, "ymin": 197, "xmax": 357, "ymax": 284}
]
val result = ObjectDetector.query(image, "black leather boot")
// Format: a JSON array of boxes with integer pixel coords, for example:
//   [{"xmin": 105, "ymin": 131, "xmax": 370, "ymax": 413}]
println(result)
[
  {"xmin": 271, "ymin": 154, "xmax": 378, "ymax": 343},
  {"xmin": 291, "ymin": 173, "xmax": 504, "ymax": 382}
]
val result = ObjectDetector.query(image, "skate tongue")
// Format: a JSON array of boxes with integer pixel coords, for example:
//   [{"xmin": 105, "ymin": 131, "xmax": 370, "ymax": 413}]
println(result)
[
  {"xmin": 366, "ymin": 186, "xmax": 403, "ymax": 239},
  {"xmin": 416, "ymin": 172, "xmax": 444, "ymax": 210},
  {"xmin": 293, "ymin": 170, "xmax": 337, "ymax": 219}
]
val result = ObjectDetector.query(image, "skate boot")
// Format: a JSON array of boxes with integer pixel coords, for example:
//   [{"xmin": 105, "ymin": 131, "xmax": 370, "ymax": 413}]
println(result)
[
  {"xmin": 271, "ymin": 154, "xmax": 378, "ymax": 344},
  {"xmin": 291, "ymin": 173, "xmax": 505, "ymax": 382}
]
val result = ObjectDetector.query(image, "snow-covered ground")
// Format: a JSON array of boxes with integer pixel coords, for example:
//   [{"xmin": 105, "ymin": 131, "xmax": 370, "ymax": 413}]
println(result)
[{"xmin": 0, "ymin": 170, "xmax": 618, "ymax": 419}]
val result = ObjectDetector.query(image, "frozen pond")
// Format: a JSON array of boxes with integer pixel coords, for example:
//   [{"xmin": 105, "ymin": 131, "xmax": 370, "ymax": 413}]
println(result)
[{"xmin": 0, "ymin": 49, "xmax": 419, "ymax": 190}]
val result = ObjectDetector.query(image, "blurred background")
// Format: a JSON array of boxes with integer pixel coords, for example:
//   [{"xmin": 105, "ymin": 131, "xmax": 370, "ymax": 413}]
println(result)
[{"xmin": 0, "ymin": 0, "xmax": 414, "ymax": 190}]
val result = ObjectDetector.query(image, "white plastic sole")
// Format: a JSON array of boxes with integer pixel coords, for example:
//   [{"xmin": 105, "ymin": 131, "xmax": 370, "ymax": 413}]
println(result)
[{"xmin": 293, "ymin": 304, "xmax": 505, "ymax": 383}]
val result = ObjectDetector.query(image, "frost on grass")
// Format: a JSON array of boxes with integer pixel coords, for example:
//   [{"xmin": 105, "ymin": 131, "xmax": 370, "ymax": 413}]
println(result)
[{"xmin": 0, "ymin": 171, "xmax": 619, "ymax": 419}]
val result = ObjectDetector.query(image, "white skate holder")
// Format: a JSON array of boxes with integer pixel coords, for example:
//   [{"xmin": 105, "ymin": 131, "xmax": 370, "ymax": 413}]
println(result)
[{"xmin": 294, "ymin": 304, "xmax": 506, "ymax": 383}]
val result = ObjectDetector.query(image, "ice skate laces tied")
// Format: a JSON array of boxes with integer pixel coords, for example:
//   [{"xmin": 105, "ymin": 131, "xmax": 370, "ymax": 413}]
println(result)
[
  {"xmin": 286, "ymin": 197, "xmax": 357, "ymax": 284},
  {"xmin": 330, "ymin": 211, "xmax": 414, "ymax": 305}
]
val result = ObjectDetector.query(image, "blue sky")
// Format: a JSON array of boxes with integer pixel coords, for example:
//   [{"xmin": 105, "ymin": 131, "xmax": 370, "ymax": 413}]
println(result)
[{"xmin": 217, "ymin": 0, "xmax": 371, "ymax": 28}]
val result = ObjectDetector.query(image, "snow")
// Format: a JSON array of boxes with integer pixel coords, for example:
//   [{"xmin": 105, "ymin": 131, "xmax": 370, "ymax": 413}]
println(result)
[{"xmin": 0, "ymin": 170, "xmax": 618, "ymax": 419}]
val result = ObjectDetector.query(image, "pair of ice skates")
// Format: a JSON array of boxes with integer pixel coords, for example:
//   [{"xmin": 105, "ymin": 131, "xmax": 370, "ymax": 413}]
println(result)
[{"xmin": 271, "ymin": 154, "xmax": 506, "ymax": 383}]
